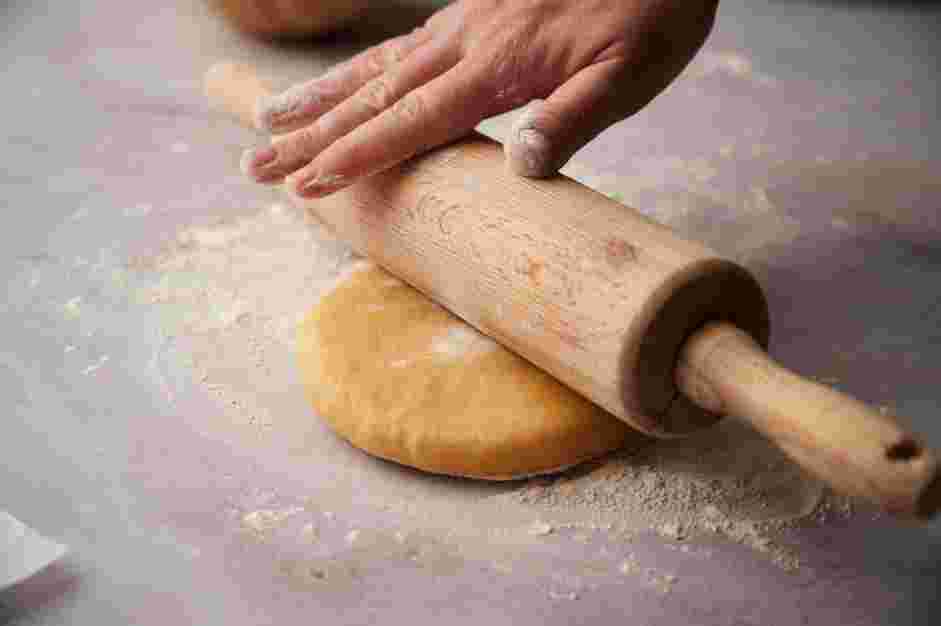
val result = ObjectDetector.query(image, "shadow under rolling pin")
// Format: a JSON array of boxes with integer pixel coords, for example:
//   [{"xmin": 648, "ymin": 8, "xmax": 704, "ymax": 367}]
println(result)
[{"xmin": 205, "ymin": 61, "xmax": 941, "ymax": 520}]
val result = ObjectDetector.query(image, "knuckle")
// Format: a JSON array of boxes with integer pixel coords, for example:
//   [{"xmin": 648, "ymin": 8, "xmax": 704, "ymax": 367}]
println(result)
[
  {"xmin": 481, "ymin": 40, "xmax": 530, "ymax": 96},
  {"xmin": 364, "ymin": 47, "xmax": 388, "ymax": 74},
  {"xmin": 366, "ymin": 35, "xmax": 411, "ymax": 74},
  {"xmin": 380, "ymin": 39, "xmax": 408, "ymax": 67},
  {"xmin": 391, "ymin": 92, "xmax": 426, "ymax": 124},
  {"xmin": 314, "ymin": 110, "xmax": 340, "ymax": 140},
  {"xmin": 356, "ymin": 77, "xmax": 396, "ymax": 115},
  {"xmin": 289, "ymin": 126, "xmax": 321, "ymax": 158}
]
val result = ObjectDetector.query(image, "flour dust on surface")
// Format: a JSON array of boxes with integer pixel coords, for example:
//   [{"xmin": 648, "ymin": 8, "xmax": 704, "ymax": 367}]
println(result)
[{"xmin": 133, "ymin": 200, "xmax": 858, "ymax": 588}]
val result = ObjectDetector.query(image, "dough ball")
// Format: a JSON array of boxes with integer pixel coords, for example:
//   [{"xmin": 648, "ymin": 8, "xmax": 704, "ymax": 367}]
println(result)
[
  {"xmin": 297, "ymin": 265, "xmax": 635, "ymax": 480},
  {"xmin": 211, "ymin": 0, "xmax": 372, "ymax": 38}
]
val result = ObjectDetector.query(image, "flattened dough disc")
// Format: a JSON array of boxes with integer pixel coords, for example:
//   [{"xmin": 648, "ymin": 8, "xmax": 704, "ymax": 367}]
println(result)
[{"xmin": 297, "ymin": 264, "xmax": 636, "ymax": 480}]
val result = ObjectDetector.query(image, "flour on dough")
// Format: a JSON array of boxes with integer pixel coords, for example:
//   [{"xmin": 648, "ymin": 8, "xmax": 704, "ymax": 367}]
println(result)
[{"xmin": 430, "ymin": 326, "xmax": 498, "ymax": 361}]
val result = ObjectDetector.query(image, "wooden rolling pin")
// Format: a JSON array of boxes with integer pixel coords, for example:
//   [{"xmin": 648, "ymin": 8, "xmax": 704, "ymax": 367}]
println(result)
[{"xmin": 205, "ymin": 61, "xmax": 941, "ymax": 519}]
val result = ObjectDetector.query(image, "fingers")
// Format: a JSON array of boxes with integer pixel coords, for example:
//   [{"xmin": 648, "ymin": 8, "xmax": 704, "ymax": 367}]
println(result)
[
  {"xmin": 242, "ymin": 36, "xmax": 459, "ymax": 184},
  {"xmin": 503, "ymin": 0, "xmax": 718, "ymax": 180},
  {"xmin": 504, "ymin": 59, "xmax": 625, "ymax": 178},
  {"xmin": 254, "ymin": 26, "xmax": 434, "ymax": 134},
  {"xmin": 287, "ymin": 59, "xmax": 494, "ymax": 198}
]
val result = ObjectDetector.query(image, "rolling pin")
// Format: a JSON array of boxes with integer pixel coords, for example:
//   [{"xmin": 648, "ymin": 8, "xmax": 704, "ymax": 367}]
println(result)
[{"xmin": 205, "ymin": 62, "xmax": 941, "ymax": 519}]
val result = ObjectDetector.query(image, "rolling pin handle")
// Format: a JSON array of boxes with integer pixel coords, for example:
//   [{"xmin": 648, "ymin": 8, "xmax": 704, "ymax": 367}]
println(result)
[{"xmin": 677, "ymin": 322, "xmax": 941, "ymax": 519}]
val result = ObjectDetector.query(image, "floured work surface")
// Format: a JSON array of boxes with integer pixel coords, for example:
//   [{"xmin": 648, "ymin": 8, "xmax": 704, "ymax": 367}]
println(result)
[
  {"xmin": 133, "ymin": 200, "xmax": 858, "ymax": 579},
  {"xmin": 5, "ymin": 0, "xmax": 939, "ymax": 621}
]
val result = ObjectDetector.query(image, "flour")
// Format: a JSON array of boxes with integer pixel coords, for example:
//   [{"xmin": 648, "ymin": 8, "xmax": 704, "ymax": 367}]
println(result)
[
  {"xmin": 547, "ymin": 589, "xmax": 579, "ymax": 601},
  {"xmin": 618, "ymin": 554, "xmax": 639, "ymax": 575},
  {"xmin": 261, "ymin": 84, "xmax": 314, "ymax": 118},
  {"xmin": 254, "ymin": 75, "xmax": 341, "ymax": 130},
  {"xmin": 133, "ymin": 201, "xmax": 357, "ymax": 430},
  {"xmin": 430, "ymin": 325, "xmax": 498, "ymax": 360},
  {"xmin": 501, "ymin": 416, "xmax": 841, "ymax": 570},
  {"xmin": 241, "ymin": 507, "xmax": 304, "ymax": 537},
  {"xmin": 301, "ymin": 522, "xmax": 319, "ymax": 543},
  {"xmin": 526, "ymin": 521, "xmax": 554, "ymax": 536},
  {"xmin": 685, "ymin": 50, "xmax": 777, "ymax": 86},
  {"xmin": 133, "ymin": 201, "xmax": 846, "ymax": 578}
]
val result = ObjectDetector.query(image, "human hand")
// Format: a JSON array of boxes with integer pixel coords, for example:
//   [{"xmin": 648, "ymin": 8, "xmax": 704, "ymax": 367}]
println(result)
[{"xmin": 241, "ymin": 0, "xmax": 719, "ymax": 198}]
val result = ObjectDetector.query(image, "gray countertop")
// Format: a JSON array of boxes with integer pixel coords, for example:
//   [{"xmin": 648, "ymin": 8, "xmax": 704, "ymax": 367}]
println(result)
[{"xmin": 2, "ymin": 1, "xmax": 940, "ymax": 624}]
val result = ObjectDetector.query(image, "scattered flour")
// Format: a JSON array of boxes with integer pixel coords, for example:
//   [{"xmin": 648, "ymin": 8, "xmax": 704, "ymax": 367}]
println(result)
[
  {"xmin": 527, "ymin": 521, "xmax": 554, "ymax": 537},
  {"xmin": 64, "ymin": 296, "xmax": 82, "ymax": 319},
  {"xmin": 686, "ymin": 50, "xmax": 777, "ymax": 86},
  {"xmin": 547, "ymin": 589, "xmax": 579, "ymax": 601},
  {"xmin": 501, "ymin": 416, "xmax": 841, "ymax": 570},
  {"xmin": 301, "ymin": 522, "xmax": 319, "ymax": 543},
  {"xmin": 619, "ymin": 554, "xmax": 639, "ymax": 575},
  {"xmin": 646, "ymin": 572, "xmax": 678, "ymax": 594},
  {"xmin": 131, "ymin": 201, "xmax": 850, "ymax": 580},
  {"xmin": 81, "ymin": 354, "xmax": 110, "ymax": 376},
  {"xmin": 132, "ymin": 201, "xmax": 356, "ymax": 432},
  {"xmin": 241, "ymin": 507, "xmax": 303, "ymax": 537}
]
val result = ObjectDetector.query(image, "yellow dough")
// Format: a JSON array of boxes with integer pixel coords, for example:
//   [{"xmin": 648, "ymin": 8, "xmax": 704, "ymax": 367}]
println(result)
[
  {"xmin": 297, "ymin": 264, "xmax": 634, "ymax": 480},
  {"xmin": 212, "ymin": 0, "xmax": 371, "ymax": 38}
]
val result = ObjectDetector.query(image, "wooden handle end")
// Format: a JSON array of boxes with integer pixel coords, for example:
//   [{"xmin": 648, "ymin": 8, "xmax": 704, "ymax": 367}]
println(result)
[{"xmin": 678, "ymin": 322, "xmax": 941, "ymax": 520}]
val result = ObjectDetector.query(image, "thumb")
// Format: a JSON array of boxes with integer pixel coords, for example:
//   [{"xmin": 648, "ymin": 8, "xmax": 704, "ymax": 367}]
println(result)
[{"xmin": 505, "ymin": 59, "xmax": 624, "ymax": 178}]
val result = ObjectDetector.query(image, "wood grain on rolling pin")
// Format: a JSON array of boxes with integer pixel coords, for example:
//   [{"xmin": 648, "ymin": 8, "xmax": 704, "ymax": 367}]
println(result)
[
  {"xmin": 306, "ymin": 138, "xmax": 769, "ymax": 438},
  {"xmin": 206, "ymin": 62, "xmax": 940, "ymax": 519}
]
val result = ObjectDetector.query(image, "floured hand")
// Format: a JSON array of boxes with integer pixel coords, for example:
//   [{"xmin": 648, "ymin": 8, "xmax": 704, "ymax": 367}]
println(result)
[{"xmin": 241, "ymin": 0, "xmax": 719, "ymax": 197}]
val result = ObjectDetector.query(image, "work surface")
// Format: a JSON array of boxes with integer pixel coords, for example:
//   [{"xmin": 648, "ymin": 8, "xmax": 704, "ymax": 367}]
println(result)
[{"xmin": 2, "ymin": 1, "xmax": 940, "ymax": 624}]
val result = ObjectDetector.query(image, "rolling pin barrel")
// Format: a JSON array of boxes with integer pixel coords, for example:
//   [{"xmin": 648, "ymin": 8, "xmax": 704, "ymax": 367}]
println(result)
[{"xmin": 205, "ymin": 62, "xmax": 940, "ymax": 519}]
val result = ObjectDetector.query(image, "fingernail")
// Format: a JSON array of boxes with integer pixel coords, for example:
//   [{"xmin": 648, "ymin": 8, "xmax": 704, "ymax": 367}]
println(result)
[
  {"xmin": 240, "ymin": 146, "xmax": 276, "ymax": 177},
  {"xmin": 294, "ymin": 173, "xmax": 347, "ymax": 198}
]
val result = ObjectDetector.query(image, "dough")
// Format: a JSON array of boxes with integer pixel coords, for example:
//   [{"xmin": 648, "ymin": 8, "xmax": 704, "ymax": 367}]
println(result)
[
  {"xmin": 212, "ymin": 0, "xmax": 371, "ymax": 38},
  {"xmin": 297, "ymin": 264, "xmax": 634, "ymax": 480}
]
